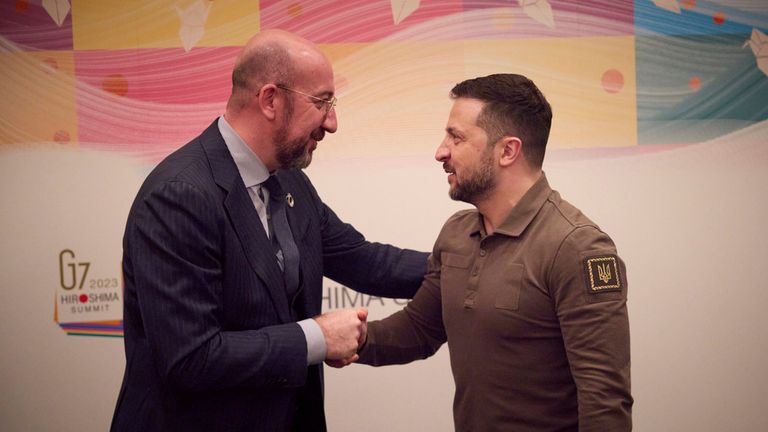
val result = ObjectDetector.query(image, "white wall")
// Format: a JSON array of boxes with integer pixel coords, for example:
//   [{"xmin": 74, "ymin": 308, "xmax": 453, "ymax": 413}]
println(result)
[{"xmin": 1, "ymin": 121, "xmax": 768, "ymax": 430}]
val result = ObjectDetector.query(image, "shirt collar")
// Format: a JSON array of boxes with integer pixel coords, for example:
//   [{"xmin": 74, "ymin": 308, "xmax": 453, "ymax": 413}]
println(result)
[
  {"xmin": 470, "ymin": 172, "xmax": 553, "ymax": 238},
  {"xmin": 218, "ymin": 115, "xmax": 270, "ymax": 188}
]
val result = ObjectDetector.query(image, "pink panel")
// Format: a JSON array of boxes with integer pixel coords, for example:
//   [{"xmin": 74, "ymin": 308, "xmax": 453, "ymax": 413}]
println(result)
[
  {"xmin": 74, "ymin": 47, "xmax": 239, "ymax": 104},
  {"xmin": 260, "ymin": 0, "xmax": 465, "ymax": 42},
  {"xmin": 462, "ymin": 0, "xmax": 634, "ymax": 35},
  {"xmin": 75, "ymin": 47, "xmax": 239, "ymax": 160}
]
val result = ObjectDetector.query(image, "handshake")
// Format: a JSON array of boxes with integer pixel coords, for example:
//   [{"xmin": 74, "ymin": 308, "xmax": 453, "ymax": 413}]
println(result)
[{"xmin": 313, "ymin": 308, "xmax": 368, "ymax": 368}]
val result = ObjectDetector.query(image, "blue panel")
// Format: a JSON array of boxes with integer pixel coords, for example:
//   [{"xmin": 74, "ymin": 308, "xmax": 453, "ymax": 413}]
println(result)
[
  {"xmin": 636, "ymin": 33, "xmax": 768, "ymax": 144},
  {"xmin": 635, "ymin": 0, "xmax": 767, "ymax": 36}
]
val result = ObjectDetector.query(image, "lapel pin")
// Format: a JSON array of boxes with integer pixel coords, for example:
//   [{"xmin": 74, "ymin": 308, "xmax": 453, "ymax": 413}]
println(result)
[{"xmin": 286, "ymin": 193, "xmax": 294, "ymax": 208}]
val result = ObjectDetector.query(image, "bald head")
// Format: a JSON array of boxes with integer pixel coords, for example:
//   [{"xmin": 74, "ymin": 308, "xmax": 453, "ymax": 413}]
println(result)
[{"xmin": 227, "ymin": 30, "xmax": 330, "ymax": 112}]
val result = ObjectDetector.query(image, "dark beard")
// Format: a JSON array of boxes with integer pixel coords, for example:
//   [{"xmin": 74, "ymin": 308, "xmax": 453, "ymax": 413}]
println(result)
[{"xmin": 449, "ymin": 149, "xmax": 495, "ymax": 204}]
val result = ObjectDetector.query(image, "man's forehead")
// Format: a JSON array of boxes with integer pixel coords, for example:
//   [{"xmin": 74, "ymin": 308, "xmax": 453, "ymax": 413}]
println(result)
[
  {"xmin": 452, "ymin": 97, "xmax": 485, "ymax": 110},
  {"xmin": 447, "ymin": 98, "xmax": 484, "ymax": 128},
  {"xmin": 294, "ymin": 66, "xmax": 335, "ymax": 95}
]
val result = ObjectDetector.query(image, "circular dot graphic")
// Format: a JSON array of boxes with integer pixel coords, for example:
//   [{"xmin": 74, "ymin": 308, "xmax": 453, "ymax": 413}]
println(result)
[
  {"xmin": 689, "ymin": 76, "xmax": 701, "ymax": 91},
  {"xmin": 102, "ymin": 74, "xmax": 129, "ymax": 97},
  {"xmin": 601, "ymin": 69, "xmax": 624, "ymax": 94},
  {"xmin": 79, "ymin": 294, "xmax": 88, "ymax": 303},
  {"xmin": 713, "ymin": 12, "xmax": 726, "ymax": 25},
  {"xmin": 53, "ymin": 130, "xmax": 70, "ymax": 143}
]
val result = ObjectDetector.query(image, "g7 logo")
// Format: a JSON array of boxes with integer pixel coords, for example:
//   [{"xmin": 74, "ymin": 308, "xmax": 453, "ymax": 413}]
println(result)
[{"xmin": 59, "ymin": 249, "xmax": 90, "ymax": 290}]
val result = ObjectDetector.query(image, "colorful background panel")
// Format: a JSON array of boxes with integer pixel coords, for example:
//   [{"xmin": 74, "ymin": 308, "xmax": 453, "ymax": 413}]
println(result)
[
  {"xmin": 72, "ymin": 0, "xmax": 260, "ymax": 50},
  {"xmin": 324, "ymin": 35, "xmax": 637, "ymax": 159},
  {"xmin": 260, "ymin": 0, "xmax": 464, "ymax": 42},
  {"xmin": 464, "ymin": 36, "xmax": 637, "ymax": 149},
  {"xmin": 262, "ymin": 0, "xmax": 634, "ymax": 43},
  {"xmin": 0, "ymin": 0, "xmax": 764, "ymax": 157},
  {"xmin": 319, "ymin": 41, "xmax": 468, "ymax": 159},
  {"xmin": 637, "ymin": 33, "xmax": 768, "ymax": 144},
  {"xmin": 74, "ymin": 47, "xmax": 239, "ymax": 160},
  {"xmin": 635, "ymin": 0, "xmax": 767, "ymax": 36},
  {"xmin": 0, "ymin": 0, "xmax": 72, "ymax": 50},
  {"xmin": 0, "ymin": 49, "xmax": 78, "ymax": 144},
  {"xmin": 461, "ymin": 0, "xmax": 634, "ymax": 37}
]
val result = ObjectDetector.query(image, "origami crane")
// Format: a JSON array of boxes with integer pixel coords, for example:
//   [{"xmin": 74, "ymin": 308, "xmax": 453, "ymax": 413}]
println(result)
[
  {"xmin": 391, "ymin": 0, "xmax": 420, "ymax": 25},
  {"xmin": 176, "ymin": 0, "xmax": 212, "ymax": 52},
  {"xmin": 519, "ymin": 0, "xmax": 555, "ymax": 29},
  {"xmin": 743, "ymin": 28, "xmax": 768, "ymax": 76},
  {"xmin": 42, "ymin": 0, "xmax": 70, "ymax": 27},
  {"xmin": 651, "ymin": 0, "xmax": 682, "ymax": 14}
]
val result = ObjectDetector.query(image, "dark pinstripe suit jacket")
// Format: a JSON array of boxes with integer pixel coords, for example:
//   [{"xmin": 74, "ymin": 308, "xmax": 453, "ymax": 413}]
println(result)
[{"xmin": 111, "ymin": 121, "xmax": 428, "ymax": 432}]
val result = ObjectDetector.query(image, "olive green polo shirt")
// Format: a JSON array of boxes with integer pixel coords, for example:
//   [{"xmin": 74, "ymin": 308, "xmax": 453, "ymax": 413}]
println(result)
[{"xmin": 359, "ymin": 173, "xmax": 632, "ymax": 431}]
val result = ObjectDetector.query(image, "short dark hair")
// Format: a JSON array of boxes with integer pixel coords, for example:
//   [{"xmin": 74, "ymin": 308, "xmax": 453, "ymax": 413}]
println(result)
[
  {"xmin": 450, "ymin": 74, "xmax": 552, "ymax": 168},
  {"xmin": 228, "ymin": 42, "xmax": 295, "ymax": 111}
]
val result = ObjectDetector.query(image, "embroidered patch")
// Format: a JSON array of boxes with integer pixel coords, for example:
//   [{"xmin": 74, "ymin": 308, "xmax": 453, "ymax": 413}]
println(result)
[{"xmin": 584, "ymin": 255, "xmax": 621, "ymax": 292}]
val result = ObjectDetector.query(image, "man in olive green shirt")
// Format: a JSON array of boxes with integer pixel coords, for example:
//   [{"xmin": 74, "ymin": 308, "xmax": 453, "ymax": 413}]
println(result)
[{"xmin": 356, "ymin": 74, "xmax": 632, "ymax": 431}]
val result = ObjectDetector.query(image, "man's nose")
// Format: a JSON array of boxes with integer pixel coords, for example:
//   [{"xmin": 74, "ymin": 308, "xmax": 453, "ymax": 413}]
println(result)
[
  {"xmin": 322, "ymin": 107, "xmax": 338, "ymax": 133},
  {"xmin": 435, "ymin": 138, "xmax": 450, "ymax": 162}
]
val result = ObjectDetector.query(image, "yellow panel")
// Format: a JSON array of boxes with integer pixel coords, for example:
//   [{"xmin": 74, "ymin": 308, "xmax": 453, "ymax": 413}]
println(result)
[
  {"xmin": 72, "ymin": 0, "xmax": 260, "ymax": 50},
  {"xmin": 0, "ymin": 51, "xmax": 78, "ymax": 145},
  {"xmin": 317, "ymin": 41, "xmax": 468, "ymax": 159},
  {"xmin": 463, "ymin": 36, "xmax": 637, "ymax": 149}
]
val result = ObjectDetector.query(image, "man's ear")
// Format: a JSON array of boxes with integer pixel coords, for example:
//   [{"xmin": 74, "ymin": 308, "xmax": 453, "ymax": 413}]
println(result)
[
  {"xmin": 499, "ymin": 136, "xmax": 523, "ymax": 167},
  {"xmin": 257, "ymin": 84, "xmax": 279, "ymax": 120}
]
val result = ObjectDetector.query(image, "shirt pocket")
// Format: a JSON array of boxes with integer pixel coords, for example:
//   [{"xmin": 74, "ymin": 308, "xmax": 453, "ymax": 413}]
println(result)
[
  {"xmin": 493, "ymin": 263, "xmax": 524, "ymax": 312},
  {"xmin": 440, "ymin": 252, "xmax": 472, "ymax": 293}
]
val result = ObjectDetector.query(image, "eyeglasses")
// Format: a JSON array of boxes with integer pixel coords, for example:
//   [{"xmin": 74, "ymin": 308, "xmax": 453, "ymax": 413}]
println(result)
[{"xmin": 277, "ymin": 85, "xmax": 337, "ymax": 115}]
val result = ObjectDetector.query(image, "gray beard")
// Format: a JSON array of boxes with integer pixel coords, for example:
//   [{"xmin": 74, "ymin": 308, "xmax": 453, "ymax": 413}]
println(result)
[
  {"xmin": 275, "ymin": 132, "xmax": 311, "ymax": 169},
  {"xmin": 273, "ymin": 99, "xmax": 313, "ymax": 170}
]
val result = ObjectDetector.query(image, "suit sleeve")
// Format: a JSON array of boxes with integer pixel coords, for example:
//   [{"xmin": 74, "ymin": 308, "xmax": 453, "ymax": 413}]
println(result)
[
  {"xmin": 295, "ymin": 170, "xmax": 429, "ymax": 299},
  {"xmin": 549, "ymin": 226, "xmax": 633, "ymax": 431},
  {"xmin": 125, "ymin": 179, "xmax": 307, "ymax": 392}
]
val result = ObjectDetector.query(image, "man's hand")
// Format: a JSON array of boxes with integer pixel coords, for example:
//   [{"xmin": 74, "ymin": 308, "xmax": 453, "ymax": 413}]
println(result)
[{"xmin": 315, "ymin": 308, "xmax": 367, "ymax": 368}]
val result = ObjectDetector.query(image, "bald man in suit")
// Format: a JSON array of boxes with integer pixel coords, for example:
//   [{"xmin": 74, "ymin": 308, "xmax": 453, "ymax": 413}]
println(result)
[{"xmin": 111, "ymin": 30, "xmax": 428, "ymax": 432}]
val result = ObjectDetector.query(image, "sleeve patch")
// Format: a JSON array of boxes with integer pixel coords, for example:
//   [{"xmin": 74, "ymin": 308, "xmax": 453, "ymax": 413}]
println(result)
[{"xmin": 584, "ymin": 255, "xmax": 621, "ymax": 292}]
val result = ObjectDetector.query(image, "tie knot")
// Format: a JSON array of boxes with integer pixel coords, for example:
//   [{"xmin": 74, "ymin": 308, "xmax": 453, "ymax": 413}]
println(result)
[{"xmin": 262, "ymin": 175, "xmax": 284, "ymax": 201}]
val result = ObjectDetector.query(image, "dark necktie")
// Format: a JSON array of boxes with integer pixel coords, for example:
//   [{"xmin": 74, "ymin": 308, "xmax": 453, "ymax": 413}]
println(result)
[{"xmin": 262, "ymin": 175, "xmax": 300, "ymax": 299}]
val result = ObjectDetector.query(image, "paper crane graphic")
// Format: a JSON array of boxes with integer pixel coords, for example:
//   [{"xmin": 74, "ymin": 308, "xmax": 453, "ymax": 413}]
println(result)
[
  {"xmin": 651, "ymin": 0, "xmax": 682, "ymax": 14},
  {"xmin": 391, "ymin": 0, "xmax": 420, "ymax": 25},
  {"xmin": 743, "ymin": 28, "xmax": 768, "ymax": 77},
  {"xmin": 42, "ymin": 0, "xmax": 70, "ymax": 27},
  {"xmin": 176, "ymin": 0, "xmax": 212, "ymax": 52},
  {"xmin": 519, "ymin": 0, "xmax": 555, "ymax": 29}
]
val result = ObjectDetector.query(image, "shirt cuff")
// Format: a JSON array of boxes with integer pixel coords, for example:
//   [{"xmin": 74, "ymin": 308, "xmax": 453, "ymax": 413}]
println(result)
[{"xmin": 297, "ymin": 318, "xmax": 326, "ymax": 365}]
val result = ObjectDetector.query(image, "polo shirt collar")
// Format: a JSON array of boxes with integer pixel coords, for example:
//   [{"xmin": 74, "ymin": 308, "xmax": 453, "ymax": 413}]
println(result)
[{"xmin": 470, "ymin": 172, "xmax": 552, "ymax": 238}]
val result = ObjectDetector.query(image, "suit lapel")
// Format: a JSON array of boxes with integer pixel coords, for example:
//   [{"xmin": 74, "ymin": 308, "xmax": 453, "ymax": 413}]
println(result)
[{"xmin": 199, "ymin": 121, "xmax": 291, "ymax": 323}]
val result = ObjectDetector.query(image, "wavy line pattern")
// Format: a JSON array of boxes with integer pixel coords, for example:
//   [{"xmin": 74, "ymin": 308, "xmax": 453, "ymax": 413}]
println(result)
[{"xmin": 0, "ymin": 0, "xmax": 766, "ymax": 160}]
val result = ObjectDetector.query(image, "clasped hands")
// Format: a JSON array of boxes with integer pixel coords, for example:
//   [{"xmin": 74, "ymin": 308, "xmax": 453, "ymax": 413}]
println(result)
[{"xmin": 313, "ymin": 307, "xmax": 367, "ymax": 369}]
